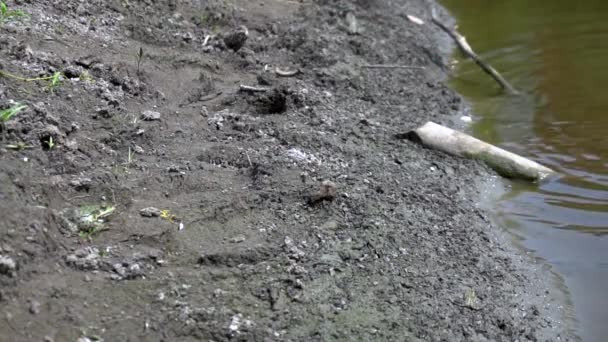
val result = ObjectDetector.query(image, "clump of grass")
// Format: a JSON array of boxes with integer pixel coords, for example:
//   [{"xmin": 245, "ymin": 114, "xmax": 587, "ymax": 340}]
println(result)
[
  {"xmin": 77, "ymin": 205, "xmax": 115, "ymax": 240},
  {"xmin": 5, "ymin": 141, "xmax": 32, "ymax": 151},
  {"xmin": 0, "ymin": 103, "xmax": 26, "ymax": 124},
  {"xmin": 0, "ymin": 1, "xmax": 28, "ymax": 25},
  {"xmin": 136, "ymin": 47, "xmax": 144, "ymax": 73},
  {"xmin": 0, "ymin": 70, "xmax": 64, "ymax": 90},
  {"xmin": 44, "ymin": 136, "xmax": 55, "ymax": 150},
  {"xmin": 160, "ymin": 209, "xmax": 177, "ymax": 223},
  {"xmin": 48, "ymin": 71, "xmax": 62, "ymax": 90},
  {"xmin": 121, "ymin": 146, "xmax": 134, "ymax": 170},
  {"xmin": 79, "ymin": 70, "xmax": 94, "ymax": 83},
  {"xmin": 0, "ymin": 104, "xmax": 26, "ymax": 139}
]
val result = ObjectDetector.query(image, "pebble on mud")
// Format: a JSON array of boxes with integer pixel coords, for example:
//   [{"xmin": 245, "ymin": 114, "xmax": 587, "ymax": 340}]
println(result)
[
  {"xmin": 320, "ymin": 220, "xmax": 339, "ymax": 230},
  {"xmin": 65, "ymin": 247, "xmax": 100, "ymax": 271},
  {"xmin": 0, "ymin": 255, "xmax": 17, "ymax": 277},
  {"xmin": 141, "ymin": 110, "xmax": 161, "ymax": 121},
  {"xmin": 29, "ymin": 299, "xmax": 41, "ymax": 315},
  {"xmin": 140, "ymin": 207, "xmax": 161, "ymax": 217},
  {"xmin": 308, "ymin": 180, "xmax": 337, "ymax": 205},
  {"xmin": 229, "ymin": 235, "xmax": 246, "ymax": 243}
]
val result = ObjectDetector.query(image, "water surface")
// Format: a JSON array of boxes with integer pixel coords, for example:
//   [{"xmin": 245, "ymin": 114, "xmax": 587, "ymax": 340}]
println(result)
[{"xmin": 440, "ymin": 1, "xmax": 608, "ymax": 341}]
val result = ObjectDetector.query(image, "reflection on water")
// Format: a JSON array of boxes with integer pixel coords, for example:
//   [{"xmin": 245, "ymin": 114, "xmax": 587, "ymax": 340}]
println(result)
[{"xmin": 440, "ymin": 0, "xmax": 608, "ymax": 341}]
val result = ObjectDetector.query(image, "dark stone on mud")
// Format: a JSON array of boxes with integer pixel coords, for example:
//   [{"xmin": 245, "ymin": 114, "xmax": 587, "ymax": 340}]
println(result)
[
  {"xmin": 141, "ymin": 110, "xmax": 161, "ymax": 121},
  {"xmin": 65, "ymin": 247, "xmax": 100, "ymax": 271},
  {"xmin": 223, "ymin": 26, "xmax": 249, "ymax": 52},
  {"xmin": 69, "ymin": 177, "xmax": 92, "ymax": 191},
  {"xmin": 63, "ymin": 65, "xmax": 83, "ymax": 79},
  {"xmin": 308, "ymin": 180, "xmax": 337, "ymax": 205},
  {"xmin": 256, "ymin": 73, "xmax": 273, "ymax": 86},
  {"xmin": 140, "ymin": 207, "xmax": 161, "ymax": 217}
]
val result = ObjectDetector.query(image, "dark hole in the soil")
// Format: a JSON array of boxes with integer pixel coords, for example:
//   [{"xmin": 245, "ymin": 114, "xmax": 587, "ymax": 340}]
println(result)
[
  {"xmin": 250, "ymin": 163, "xmax": 272, "ymax": 181},
  {"xmin": 39, "ymin": 133, "xmax": 55, "ymax": 150},
  {"xmin": 252, "ymin": 87, "xmax": 288, "ymax": 114}
]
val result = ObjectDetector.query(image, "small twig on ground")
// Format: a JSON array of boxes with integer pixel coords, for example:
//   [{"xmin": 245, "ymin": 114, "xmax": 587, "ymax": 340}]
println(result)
[
  {"xmin": 200, "ymin": 91, "xmax": 223, "ymax": 102},
  {"xmin": 361, "ymin": 64, "xmax": 425, "ymax": 70},
  {"xmin": 429, "ymin": 8, "xmax": 518, "ymax": 95},
  {"xmin": 245, "ymin": 151, "xmax": 252, "ymax": 167},
  {"xmin": 202, "ymin": 35, "xmax": 211, "ymax": 46},
  {"xmin": 275, "ymin": 67, "xmax": 300, "ymax": 77},
  {"xmin": 449, "ymin": 299, "xmax": 484, "ymax": 311},
  {"xmin": 239, "ymin": 84, "xmax": 268, "ymax": 93}
]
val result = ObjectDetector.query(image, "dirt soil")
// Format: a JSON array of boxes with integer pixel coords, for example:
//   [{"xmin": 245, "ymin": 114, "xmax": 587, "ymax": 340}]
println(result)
[{"xmin": 0, "ymin": 0, "xmax": 576, "ymax": 341}]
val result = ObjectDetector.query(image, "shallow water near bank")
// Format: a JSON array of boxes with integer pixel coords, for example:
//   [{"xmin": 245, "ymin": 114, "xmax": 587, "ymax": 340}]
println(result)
[{"xmin": 440, "ymin": 1, "xmax": 608, "ymax": 341}]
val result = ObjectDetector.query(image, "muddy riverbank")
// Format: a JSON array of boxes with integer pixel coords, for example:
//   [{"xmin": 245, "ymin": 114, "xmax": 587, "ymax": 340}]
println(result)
[{"xmin": 0, "ymin": 0, "xmax": 575, "ymax": 341}]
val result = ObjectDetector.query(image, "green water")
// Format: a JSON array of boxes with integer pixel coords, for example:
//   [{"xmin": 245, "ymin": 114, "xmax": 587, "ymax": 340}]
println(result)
[{"xmin": 440, "ymin": 1, "xmax": 608, "ymax": 341}]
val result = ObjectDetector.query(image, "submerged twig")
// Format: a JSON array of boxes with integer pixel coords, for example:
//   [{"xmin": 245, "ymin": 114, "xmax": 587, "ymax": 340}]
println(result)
[{"xmin": 430, "ymin": 9, "xmax": 518, "ymax": 95}]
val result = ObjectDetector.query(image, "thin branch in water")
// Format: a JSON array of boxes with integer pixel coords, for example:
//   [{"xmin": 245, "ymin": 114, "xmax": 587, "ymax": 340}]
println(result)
[{"xmin": 429, "ymin": 9, "xmax": 518, "ymax": 95}]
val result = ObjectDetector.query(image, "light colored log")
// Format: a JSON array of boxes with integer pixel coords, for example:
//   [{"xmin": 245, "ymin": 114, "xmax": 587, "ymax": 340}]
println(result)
[{"xmin": 409, "ymin": 121, "xmax": 555, "ymax": 182}]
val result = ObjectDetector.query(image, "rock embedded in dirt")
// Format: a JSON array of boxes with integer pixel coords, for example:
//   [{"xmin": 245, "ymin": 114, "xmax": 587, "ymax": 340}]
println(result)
[
  {"xmin": 140, "ymin": 207, "xmax": 161, "ymax": 217},
  {"xmin": 345, "ymin": 12, "xmax": 360, "ymax": 35},
  {"xmin": 230, "ymin": 235, "xmax": 246, "ymax": 243},
  {"xmin": 141, "ymin": 110, "xmax": 161, "ymax": 121},
  {"xmin": 0, "ymin": 255, "xmax": 17, "ymax": 277},
  {"xmin": 133, "ymin": 145, "xmax": 144, "ymax": 154},
  {"xmin": 308, "ymin": 180, "xmax": 337, "ymax": 205},
  {"xmin": 29, "ymin": 300, "xmax": 41, "ymax": 315},
  {"xmin": 65, "ymin": 247, "xmax": 101, "ymax": 271},
  {"xmin": 63, "ymin": 65, "xmax": 83, "ymax": 79},
  {"xmin": 320, "ymin": 220, "xmax": 339, "ymax": 230},
  {"xmin": 38, "ymin": 125, "xmax": 64, "ymax": 145},
  {"xmin": 223, "ymin": 26, "xmax": 249, "ymax": 52}
]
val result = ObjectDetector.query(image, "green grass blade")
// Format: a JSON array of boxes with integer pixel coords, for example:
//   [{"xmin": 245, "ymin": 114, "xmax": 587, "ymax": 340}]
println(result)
[{"xmin": 0, "ymin": 104, "xmax": 27, "ymax": 123}]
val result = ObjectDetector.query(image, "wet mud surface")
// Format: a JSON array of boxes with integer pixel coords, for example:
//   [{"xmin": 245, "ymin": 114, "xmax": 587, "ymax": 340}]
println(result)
[{"xmin": 0, "ymin": 0, "xmax": 575, "ymax": 341}]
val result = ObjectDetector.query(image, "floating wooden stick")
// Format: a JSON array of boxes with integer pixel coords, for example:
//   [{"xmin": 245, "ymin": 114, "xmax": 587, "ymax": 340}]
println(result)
[
  {"xmin": 406, "ymin": 122, "xmax": 554, "ymax": 182},
  {"xmin": 430, "ymin": 11, "xmax": 518, "ymax": 95}
]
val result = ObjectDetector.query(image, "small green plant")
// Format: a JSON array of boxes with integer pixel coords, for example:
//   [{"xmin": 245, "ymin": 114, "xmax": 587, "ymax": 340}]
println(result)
[
  {"xmin": 0, "ymin": 1, "xmax": 28, "ymax": 25},
  {"xmin": 5, "ymin": 141, "xmax": 32, "ymax": 150},
  {"xmin": 45, "ymin": 136, "xmax": 55, "ymax": 149},
  {"xmin": 79, "ymin": 70, "xmax": 94, "ymax": 83},
  {"xmin": 77, "ymin": 205, "xmax": 115, "ymax": 240},
  {"xmin": 127, "ymin": 146, "xmax": 134, "ymax": 164},
  {"xmin": 0, "ymin": 70, "xmax": 64, "ymax": 90},
  {"xmin": 136, "ymin": 47, "xmax": 144, "ymax": 73},
  {"xmin": 0, "ymin": 104, "xmax": 26, "ymax": 140},
  {"xmin": 48, "ymin": 71, "xmax": 62, "ymax": 90},
  {"xmin": 0, "ymin": 103, "xmax": 26, "ymax": 123},
  {"xmin": 160, "ymin": 209, "xmax": 177, "ymax": 223}
]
